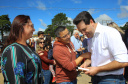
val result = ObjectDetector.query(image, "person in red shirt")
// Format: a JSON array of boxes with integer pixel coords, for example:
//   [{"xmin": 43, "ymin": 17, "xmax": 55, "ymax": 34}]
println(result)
[
  {"xmin": 53, "ymin": 26, "xmax": 91, "ymax": 84},
  {"xmin": 36, "ymin": 38, "xmax": 56, "ymax": 84}
]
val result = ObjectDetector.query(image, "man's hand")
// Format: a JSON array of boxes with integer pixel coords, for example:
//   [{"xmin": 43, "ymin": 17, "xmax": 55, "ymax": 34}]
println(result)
[
  {"xmin": 80, "ymin": 62, "xmax": 88, "ymax": 68},
  {"xmin": 80, "ymin": 59, "xmax": 91, "ymax": 68},
  {"xmin": 84, "ymin": 67, "xmax": 99, "ymax": 76},
  {"xmin": 77, "ymin": 48, "xmax": 82, "ymax": 52},
  {"xmin": 83, "ymin": 61, "xmax": 128, "ymax": 76}
]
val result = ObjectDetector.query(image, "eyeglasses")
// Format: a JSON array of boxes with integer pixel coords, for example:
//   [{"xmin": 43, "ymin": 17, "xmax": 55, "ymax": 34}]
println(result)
[
  {"xmin": 24, "ymin": 23, "xmax": 34, "ymax": 28},
  {"xmin": 29, "ymin": 24, "xmax": 34, "ymax": 28},
  {"xmin": 39, "ymin": 42, "xmax": 44, "ymax": 44},
  {"xmin": 60, "ymin": 32, "xmax": 71, "ymax": 38}
]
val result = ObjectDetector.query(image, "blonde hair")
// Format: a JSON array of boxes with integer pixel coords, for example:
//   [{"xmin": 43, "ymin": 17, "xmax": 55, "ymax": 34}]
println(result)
[
  {"xmin": 107, "ymin": 22, "xmax": 124, "ymax": 35},
  {"xmin": 36, "ymin": 38, "xmax": 44, "ymax": 53}
]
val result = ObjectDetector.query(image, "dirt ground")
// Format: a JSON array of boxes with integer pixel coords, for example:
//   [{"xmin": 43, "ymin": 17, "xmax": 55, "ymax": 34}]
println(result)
[
  {"xmin": 77, "ymin": 72, "xmax": 92, "ymax": 84},
  {"xmin": 0, "ymin": 67, "xmax": 91, "ymax": 84},
  {"xmin": 0, "ymin": 69, "xmax": 4, "ymax": 84},
  {"xmin": 1, "ymin": 68, "xmax": 128, "ymax": 84}
]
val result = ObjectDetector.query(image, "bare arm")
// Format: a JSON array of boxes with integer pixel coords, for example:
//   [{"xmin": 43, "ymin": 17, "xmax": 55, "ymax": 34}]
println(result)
[
  {"xmin": 98, "ymin": 61, "xmax": 128, "ymax": 72},
  {"xmin": 85, "ymin": 61, "xmax": 128, "ymax": 76},
  {"xmin": 75, "ymin": 52, "xmax": 91, "ymax": 66}
]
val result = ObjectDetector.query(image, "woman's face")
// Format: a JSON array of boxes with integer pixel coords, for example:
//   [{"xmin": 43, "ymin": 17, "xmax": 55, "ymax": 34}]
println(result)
[
  {"xmin": 23, "ymin": 20, "xmax": 35, "ymax": 40},
  {"xmin": 39, "ymin": 39, "xmax": 44, "ymax": 48}
]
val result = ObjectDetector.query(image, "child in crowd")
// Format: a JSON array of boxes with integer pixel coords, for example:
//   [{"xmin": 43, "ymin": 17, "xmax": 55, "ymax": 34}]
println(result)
[{"xmin": 44, "ymin": 35, "xmax": 56, "ymax": 83}]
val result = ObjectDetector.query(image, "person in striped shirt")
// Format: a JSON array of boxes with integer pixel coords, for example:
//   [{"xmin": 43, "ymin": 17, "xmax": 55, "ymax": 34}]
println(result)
[{"xmin": 1, "ymin": 15, "xmax": 43, "ymax": 84}]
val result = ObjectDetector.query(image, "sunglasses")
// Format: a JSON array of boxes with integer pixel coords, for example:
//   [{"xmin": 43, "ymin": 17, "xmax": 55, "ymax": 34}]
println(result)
[{"xmin": 39, "ymin": 42, "xmax": 44, "ymax": 44}]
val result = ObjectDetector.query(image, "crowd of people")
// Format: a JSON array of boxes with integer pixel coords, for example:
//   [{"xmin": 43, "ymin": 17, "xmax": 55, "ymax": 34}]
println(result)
[{"xmin": 1, "ymin": 11, "xmax": 128, "ymax": 84}]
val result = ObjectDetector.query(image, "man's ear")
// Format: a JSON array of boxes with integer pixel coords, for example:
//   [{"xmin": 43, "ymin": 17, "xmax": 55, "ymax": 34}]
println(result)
[
  {"xmin": 90, "ymin": 19, "xmax": 94, "ymax": 26},
  {"xmin": 90, "ymin": 19, "xmax": 94, "ymax": 24}
]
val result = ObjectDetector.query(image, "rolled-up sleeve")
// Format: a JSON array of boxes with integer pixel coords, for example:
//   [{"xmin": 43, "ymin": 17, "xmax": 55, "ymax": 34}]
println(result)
[{"xmin": 107, "ymin": 29, "xmax": 128, "ymax": 62}]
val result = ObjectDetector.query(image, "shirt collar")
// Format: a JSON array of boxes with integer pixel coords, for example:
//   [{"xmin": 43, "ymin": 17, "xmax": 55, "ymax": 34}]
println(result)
[{"xmin": 94, "ymin": 22, "xmax": 102, "ymax": 36}]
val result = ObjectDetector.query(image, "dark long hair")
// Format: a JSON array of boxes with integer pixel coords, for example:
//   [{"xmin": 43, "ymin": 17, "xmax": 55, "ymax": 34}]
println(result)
[
  {"xmin": 44, "ymin": 35, "xmax": 52, "ymax": 50},
  {"xmin": 4, "ymin": 15, "xmax": 30, "ymax": 48}
]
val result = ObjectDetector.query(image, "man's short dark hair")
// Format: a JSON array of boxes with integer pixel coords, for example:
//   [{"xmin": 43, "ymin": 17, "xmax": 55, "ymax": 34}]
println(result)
[
  {"xmin": 38, "ymin": 31, "xmax": 44, "ymax": 36},
  {"xmin": 73, "ymin": 11, "xmax": 95, "ymax": 25},
  {"xmin": 55, "ymin": 26, "xmax": 66, "ymax": 37}
]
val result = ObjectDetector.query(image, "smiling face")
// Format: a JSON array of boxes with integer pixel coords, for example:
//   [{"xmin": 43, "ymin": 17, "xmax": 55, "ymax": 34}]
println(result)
[
  {"xmin": 76, "ymin": 20, "xmax": 96, "ymax": 38},
  {"xmin": 39, "ymin": 39, "xmax": 44, "ymax": 48},
  {"xmin": 57, "ymin": 28, "xmax": 71, "ymax": 44},
  {"xmin": 23, "ymin": 20, "xmax": 35, "ymax": 40}
]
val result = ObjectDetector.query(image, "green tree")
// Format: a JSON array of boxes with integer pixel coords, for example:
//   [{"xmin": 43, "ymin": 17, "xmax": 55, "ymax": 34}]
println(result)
[
  {"xmin": 120, "ymin": 22, "xmax": 128, "ymax": 30},
  {"xmin": 44, "ymin": 13, "xmax": 75, "ymax": 37},
  {"xmin": 44, "ymin": 25, "xmax": 57, "ymax": 37},
  {"xmin": 0, "ymin": 15, "xmax": 11, "ymax": 42}
]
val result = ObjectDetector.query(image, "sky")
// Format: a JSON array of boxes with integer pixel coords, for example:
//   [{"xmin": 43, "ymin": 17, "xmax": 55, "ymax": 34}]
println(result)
[{"xmin": 0, "ymin": 0, "xmax": 128, "ymax": 35}]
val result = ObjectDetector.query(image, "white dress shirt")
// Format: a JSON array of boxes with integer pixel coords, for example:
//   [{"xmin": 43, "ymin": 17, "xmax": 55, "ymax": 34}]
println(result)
[{"xmin": 88, "ymin": 23, "xmax": 128, "ymax": 76}]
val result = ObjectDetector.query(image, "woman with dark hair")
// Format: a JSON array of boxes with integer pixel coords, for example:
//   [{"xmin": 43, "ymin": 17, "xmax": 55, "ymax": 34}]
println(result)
[
  {"xmin": 1, "ymin": 15, "xmax": 43, "ymax": 84},
  {"xmin": 45, "ymin": 35, "xmax": 56, "ymax": 83}
]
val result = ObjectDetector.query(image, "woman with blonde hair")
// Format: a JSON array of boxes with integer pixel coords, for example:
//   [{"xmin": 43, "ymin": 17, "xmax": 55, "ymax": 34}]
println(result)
[
  {"xmin": 36, "ymin": 38, "xmax": 56, "ymax": 84},
  {"xmin": 36, "ymin": 38, "xmax": 44, "ymax": 53},
  {"xmin": 107, "ymin": 22, "xmax": 125, "ymax": 39}
]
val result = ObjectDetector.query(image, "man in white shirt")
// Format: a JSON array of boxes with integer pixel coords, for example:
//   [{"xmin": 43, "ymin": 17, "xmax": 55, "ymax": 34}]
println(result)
[{"xmin": 73, "ymin": 11, "xmax": 128, "ymax": 84}]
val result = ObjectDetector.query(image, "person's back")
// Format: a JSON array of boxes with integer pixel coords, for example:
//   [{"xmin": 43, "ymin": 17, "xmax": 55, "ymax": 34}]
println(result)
[
  {"xmin": 124, "ymin": 29, "xmax": 128, "ymax": 49},
  {"xmin": 124, "ymin": 28, "xmax": 128, "ymax": 81}
]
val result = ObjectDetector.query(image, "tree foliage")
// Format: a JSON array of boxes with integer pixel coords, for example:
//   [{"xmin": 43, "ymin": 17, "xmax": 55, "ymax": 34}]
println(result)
[
  {"xmin": 0, "ymin": 15, "xmax": 11, "ymax": 42},
  {"xmin": 120, "ymin": 22, "xmax": 128, "ymax": 30},
  {"xmin": 44, "ymin": 13, "xmax": 74, "ymax": 37}
]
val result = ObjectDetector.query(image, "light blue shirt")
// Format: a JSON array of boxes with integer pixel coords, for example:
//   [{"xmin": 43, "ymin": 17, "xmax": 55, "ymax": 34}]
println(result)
[{"xmin": 71, "ymin": 36, "xmax": 81, "ymax": 51}]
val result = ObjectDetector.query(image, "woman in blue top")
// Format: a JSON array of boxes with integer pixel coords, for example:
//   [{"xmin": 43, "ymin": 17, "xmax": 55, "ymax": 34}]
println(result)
[{"xmin": 1, "ymin": 15, "xmax": 43, "ymax": 84}]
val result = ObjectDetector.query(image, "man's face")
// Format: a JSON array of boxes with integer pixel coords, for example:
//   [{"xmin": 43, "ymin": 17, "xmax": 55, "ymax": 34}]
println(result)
[
  {"xmin": 74, "ymin": 32, "xmax": 79, "ymax": 39},
  {"xmin": 76, "ymin": 20, "xmax": 95, "ymax": 38},
  {"xmin": 38, "ymin": 34, "xmax": 44, "ymax": 39},
  {"xmin": 58, "ymin": 28, "xmax": 71, "ymax": 44}
]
